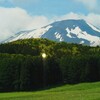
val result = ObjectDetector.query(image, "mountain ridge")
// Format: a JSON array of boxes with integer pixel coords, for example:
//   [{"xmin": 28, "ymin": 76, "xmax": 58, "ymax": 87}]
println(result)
[{"xmin": 3, "ymin": 19, "xmax": 100, "ymax": 46}]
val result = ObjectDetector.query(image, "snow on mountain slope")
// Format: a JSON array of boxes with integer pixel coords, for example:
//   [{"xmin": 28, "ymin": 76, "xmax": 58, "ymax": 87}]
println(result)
[
  {"xmin": 66, "ymin": 26, "xmax": 100, "ymax": 46},
  {"xmin": 3, "ymin": 19, "xmax": 100, "ymax": 46},
  {"xmin": 4, "ymin": 25, "xmax": 52, "ymax": 43},
  {"xmin": 87, "ymin": 23, "xmax": 100, "ymax": 33}
]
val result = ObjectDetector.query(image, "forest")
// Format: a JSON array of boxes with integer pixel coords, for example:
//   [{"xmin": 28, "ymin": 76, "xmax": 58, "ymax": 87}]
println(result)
[{"xmin": 0, "ymin": 38, "xmax": 100, "ymax": 92}]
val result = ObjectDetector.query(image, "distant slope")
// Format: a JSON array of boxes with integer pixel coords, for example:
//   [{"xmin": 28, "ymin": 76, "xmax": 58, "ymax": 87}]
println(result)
[{"xmin": 3, "ymin": 19, "xmax": 100, "ymax": 46}]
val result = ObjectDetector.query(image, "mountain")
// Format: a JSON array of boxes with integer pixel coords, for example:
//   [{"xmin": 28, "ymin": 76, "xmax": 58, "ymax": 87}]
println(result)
[{"xmin": 3, "ymin": 19, "xmax": 100, "ymax": 46}]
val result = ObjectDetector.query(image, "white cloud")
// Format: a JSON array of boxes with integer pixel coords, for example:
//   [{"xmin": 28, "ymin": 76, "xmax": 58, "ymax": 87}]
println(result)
[
  {"xmin": 76, "ymin": 0, "xmax": 97, "ymax": 9},
  {"xmin": 84, "ymin": 13, "xmax": 100, "ymax": 28},
  {"xmin": 56, "ymin": 12, "xmax": 100, "ymax": 29},
  {"xmin": 0, "ymin": 7, "xmax": 100, "ymax": 42},
  {"xmin": 0, "ymin": 7, "xmax": 50, "ymax": 42},
  {"xmin": 75, "ymin": 0, "xmax": 99, "ymax": 13},
  {"xmin": 54, "ymin": 12, "xmax": 82, "ymax": 21},
  {"xmin": 27, "ymin": 16, "xmax": 50, "ymax": 29}
]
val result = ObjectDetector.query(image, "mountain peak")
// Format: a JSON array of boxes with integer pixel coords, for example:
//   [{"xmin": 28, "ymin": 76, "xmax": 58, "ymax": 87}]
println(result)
[
  {"xmin": 50, "ymin": 19, "xmax": 85, "ymax": 26},
  {"xmin": 3, "ymin": 19, "xmax": 100, "ymax": 46}
]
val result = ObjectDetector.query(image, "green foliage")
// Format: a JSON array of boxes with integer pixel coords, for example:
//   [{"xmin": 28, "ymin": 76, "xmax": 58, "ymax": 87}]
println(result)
[{"xmin": 0, "ymin": 38, "xmax": 100, "ymax": 91}]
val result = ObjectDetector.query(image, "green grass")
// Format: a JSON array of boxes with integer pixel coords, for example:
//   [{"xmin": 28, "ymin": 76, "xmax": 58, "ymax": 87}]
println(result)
[{"xmin": 0, "ymin": 82, "xmax": 100, "ymax": 100}]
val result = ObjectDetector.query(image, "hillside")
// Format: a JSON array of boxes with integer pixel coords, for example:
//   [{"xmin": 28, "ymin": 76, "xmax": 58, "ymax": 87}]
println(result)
[
  {"xmin": 1, "ymin": 38, "xmax": 100, "ymax": 56},
  {"xmin": 0, "ymin": 38, "xmax": 100, "ymax": 92},
  {"xmin": 0, "ymin": 82, "xmax": 100, "ymax": 100}
]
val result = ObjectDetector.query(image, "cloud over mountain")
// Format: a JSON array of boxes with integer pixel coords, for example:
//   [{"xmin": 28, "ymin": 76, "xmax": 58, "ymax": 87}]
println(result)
[
  {"xmin": 0, "ymin": 7, "xmax": 100, "ymax": 42},
  {"xmin": 0, "ymin": 7, "xmax": 50, "ymax": 41}
]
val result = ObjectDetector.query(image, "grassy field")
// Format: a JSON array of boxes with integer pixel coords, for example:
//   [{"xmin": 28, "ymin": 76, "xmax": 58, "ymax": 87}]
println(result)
[{"xmin": 0, "ymin": 82, "xmax": 100, "ymax": 100}]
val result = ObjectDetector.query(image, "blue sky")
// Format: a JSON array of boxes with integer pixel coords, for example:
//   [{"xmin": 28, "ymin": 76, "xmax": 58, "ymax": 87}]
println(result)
[
  {"xmin": 0, "ymin": 0, "xmax": 91, "ymax": 17},
  {"xmin": 0, "ymin": 0, "xmax": 100, "ymax": 41}
]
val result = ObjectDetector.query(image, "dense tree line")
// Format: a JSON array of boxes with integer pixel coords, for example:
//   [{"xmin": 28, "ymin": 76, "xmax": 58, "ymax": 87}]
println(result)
[{"xmin": 0, "ymin": 38, "xmax": 100, "ymax": 91}]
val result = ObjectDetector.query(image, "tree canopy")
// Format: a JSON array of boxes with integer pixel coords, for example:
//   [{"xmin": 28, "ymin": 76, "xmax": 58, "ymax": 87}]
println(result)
[{"xmin": 0, "ymin": 38, "xmax": 100, "ymax": 91}]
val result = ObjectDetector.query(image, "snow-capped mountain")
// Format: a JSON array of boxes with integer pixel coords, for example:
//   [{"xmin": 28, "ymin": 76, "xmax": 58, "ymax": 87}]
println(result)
[{"xmin": 3, "ymin": 19, "xmax": 100, "ymax": 46}]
